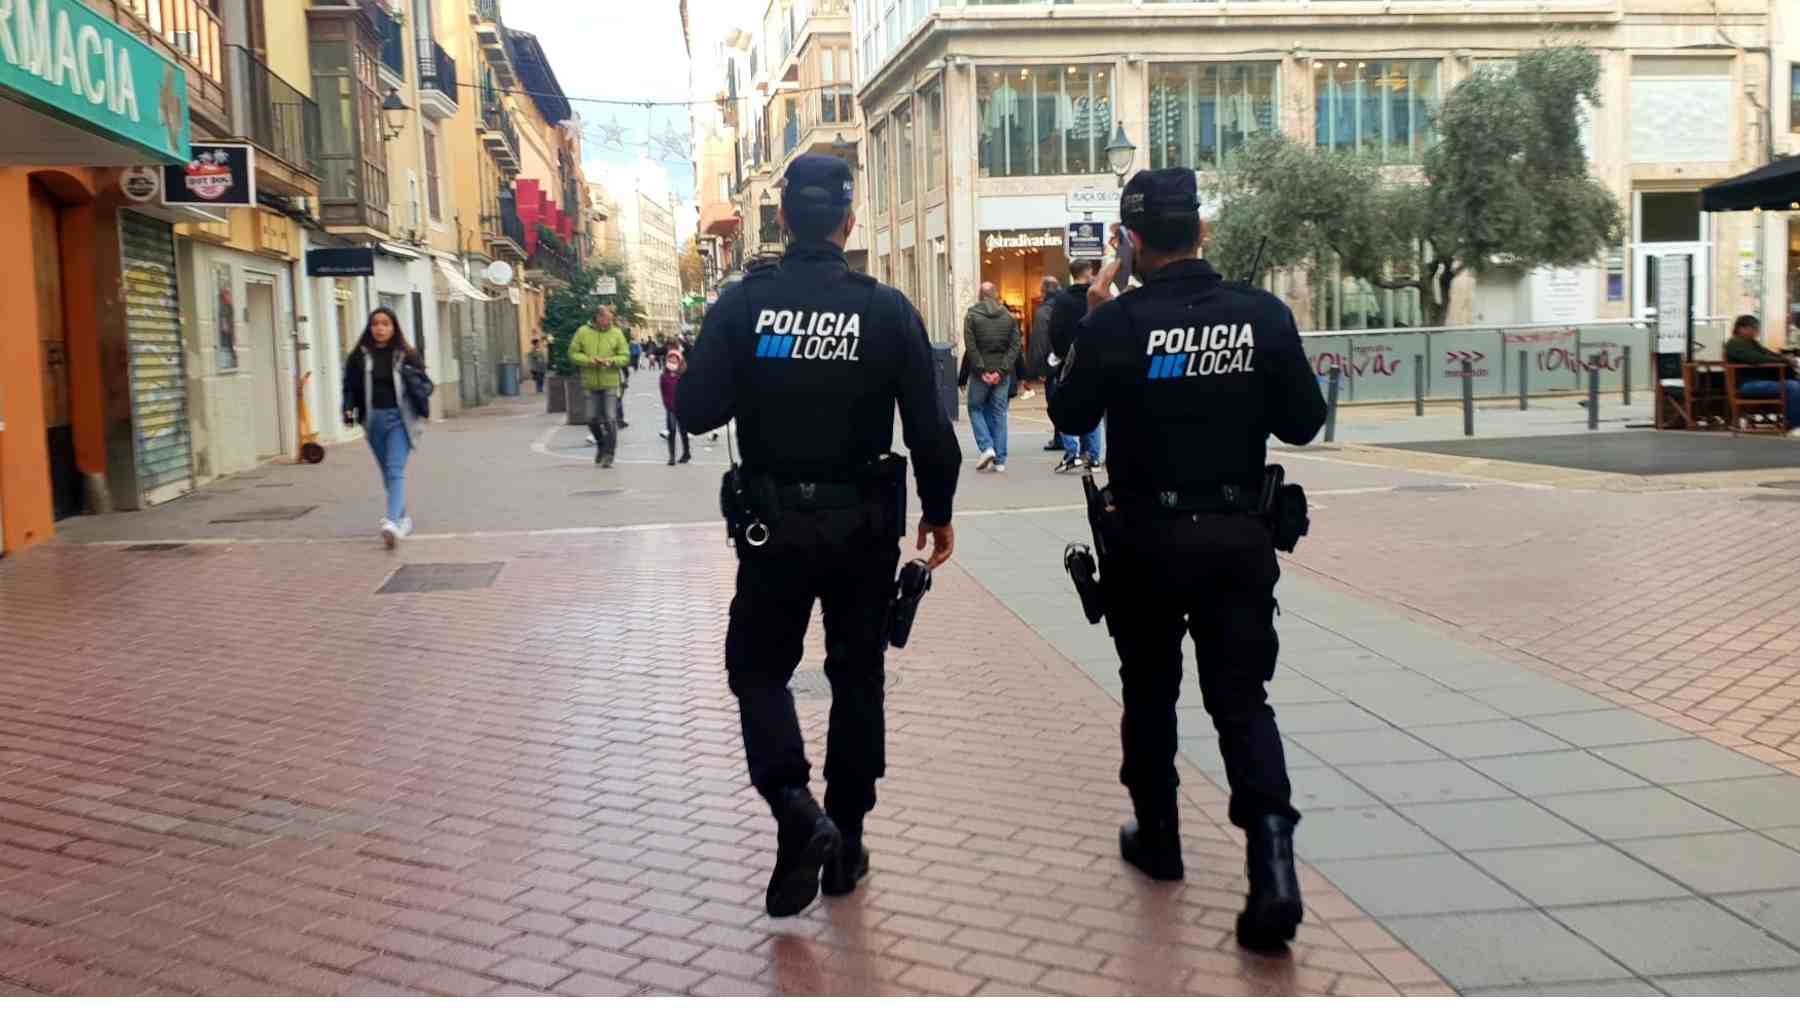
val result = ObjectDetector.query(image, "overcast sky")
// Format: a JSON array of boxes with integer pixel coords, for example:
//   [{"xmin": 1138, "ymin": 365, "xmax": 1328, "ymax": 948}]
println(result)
[{"xmin": 503, "ymin": 0, "xmax": 751, "ymax": 241}]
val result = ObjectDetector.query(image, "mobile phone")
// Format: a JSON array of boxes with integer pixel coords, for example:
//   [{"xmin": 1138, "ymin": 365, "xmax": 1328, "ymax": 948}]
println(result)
[{"xmin": 1112, "ymin": 224, "xmax": 1134, "ymax": 295}]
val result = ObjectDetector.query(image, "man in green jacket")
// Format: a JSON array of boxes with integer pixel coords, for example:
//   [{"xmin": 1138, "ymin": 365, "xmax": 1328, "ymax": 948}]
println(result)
[
  {"xmin": 569, "ymin": 304, "xmax": 631, "ymax": 466},
  {"xmin": 1725, "ymin": 313, "xmax": 1800, "ymax": 431}
]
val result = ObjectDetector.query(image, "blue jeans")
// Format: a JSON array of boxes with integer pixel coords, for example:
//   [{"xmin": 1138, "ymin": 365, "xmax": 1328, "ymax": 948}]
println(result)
[
  {"xmin": 1738, "ymin": 380, "xmax": 1800, "ymax": 428},
  {"xmin": 968, "ymin": 375, "xmax": 1012, "ymax": 465},
  {"xmin": 1061, "ymin": 424, "xmax": 1104, "ymax": 463},
  {"xmin": 365, "ymin": 408, "xmax": 411, "ymax": 522}
]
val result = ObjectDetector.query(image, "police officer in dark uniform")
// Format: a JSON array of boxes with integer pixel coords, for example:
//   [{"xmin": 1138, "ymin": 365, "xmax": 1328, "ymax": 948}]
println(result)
[
  {"xmin": 1049, "ymin": 168, "xmax": 1326, "ymax": 951},
  {"xmin": 677, "ymin": 154, "xmax": 961, "ymax": 919}
]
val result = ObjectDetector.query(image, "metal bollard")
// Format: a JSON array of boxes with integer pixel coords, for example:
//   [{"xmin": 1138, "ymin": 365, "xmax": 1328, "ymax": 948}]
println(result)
[
  {"xmin": 1622, "ymin": 346, "xmax": 1632, "ymax": 407},
  {"xmin": 1588, "ymin": 355, "xmax": 1601, "ymax": 430},
  {"xmin": 1519, "ymin": 349, "xmax": 1528, "ymax": 411},
  {"xmin": 1462, "ymin": 364, "xmax": 1474, "ymax": 436},
  {"xmin": 1413, "ymin": 355, "xmax": 1424, "ymax": 417},
  {"xmin": 1325, "ymin": 366, "xmax": 1340, "ymax": 443}
]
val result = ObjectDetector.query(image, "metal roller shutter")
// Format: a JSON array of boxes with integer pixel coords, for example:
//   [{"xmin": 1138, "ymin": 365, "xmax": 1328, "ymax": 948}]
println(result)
[{"xmin": 120, "ymin": 211, "xmax": 193, "ymax": 502}]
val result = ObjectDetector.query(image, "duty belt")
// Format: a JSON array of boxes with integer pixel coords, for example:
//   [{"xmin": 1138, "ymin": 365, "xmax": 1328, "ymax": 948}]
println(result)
[
  {"xmin": 774, "ymin": 480, "xmax": 866, "ymax": 511},
  {"xmin": 1119, "ymin": 484, "xmax": 1255, "ymax": 514}
]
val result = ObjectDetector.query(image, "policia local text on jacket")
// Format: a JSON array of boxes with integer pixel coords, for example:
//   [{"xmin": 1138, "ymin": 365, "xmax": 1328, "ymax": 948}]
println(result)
[
  {"xmin": 1049, "ymin": 167, "xmax": 1326, "ymax": 952},
  {"xmin": 677, "ymin": 154, "xmax": 961, "ymax": 920}
]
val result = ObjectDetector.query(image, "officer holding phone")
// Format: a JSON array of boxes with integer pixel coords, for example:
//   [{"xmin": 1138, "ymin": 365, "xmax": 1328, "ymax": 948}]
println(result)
[
  {"xmin": 1049, "ymin": 168, "xmax": 1326, "ymax": 952},
  {"xmin": 678, "ymin": 154, "xmax": 961, "ymax": 919}
]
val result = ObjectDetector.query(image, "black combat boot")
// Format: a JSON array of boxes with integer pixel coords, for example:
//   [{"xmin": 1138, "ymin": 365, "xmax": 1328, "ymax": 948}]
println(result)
[
  {"xmin": 589, "ymin": 421, "xmax": 606, "ymax": 464},
  {"xmin": 1120, "ymin": 789, "xmax": 1184, "ymax": 881},
  {"xmin": 764, "ymin": 787, "xmax": 841, "ymax": 918},
  {"xmin": 821, "ymin": 812, "xmax": 869, "ymax": 898},
  {"xmin": 1236, "ymin": 813, "xmax": 1303, "ymax": 951}
]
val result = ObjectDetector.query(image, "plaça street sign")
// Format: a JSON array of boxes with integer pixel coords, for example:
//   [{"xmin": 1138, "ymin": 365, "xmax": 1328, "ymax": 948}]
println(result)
[
  {"xmin": 1066, "ymin": 185, "xmax": 1121, "ymax": 216},
  {"xmin": 1066, "ymin": 220, "xmax": 1105, "ymax": 260}
]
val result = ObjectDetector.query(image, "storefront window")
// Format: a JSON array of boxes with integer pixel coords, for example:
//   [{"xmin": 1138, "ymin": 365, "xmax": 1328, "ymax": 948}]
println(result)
[
  {"xmin": 1314, "ymin": 59, "xmax": 1440, "ymax": 163},
  {"xmin": 1791, "ymin": 64, "xmax": 1799, "ymax": 133},
  {"xmin": 1640, "ymin": 192, "xmax": 1701, "ymax": 244},
  {"xmin": 978, "ymin": 64, "xmax": 1115, "ymax": 178},
  {"xmin": 895, "ymin": 100, "xmax": 915, "ymax": 205},
  {"xmin": 1149, "ymin": 63, "xmax": 1278, "ymax": 170},
  {"xmin": 870, "ymin": 122, "xmax": 888, "ymax": 214},
  {"xmin": 1312, "ymin": 257, "xmax": 1423, "ymax": 332},
  {"xmin": 924, "ymin": 83, "xmax": 944, "ymax": 192}
]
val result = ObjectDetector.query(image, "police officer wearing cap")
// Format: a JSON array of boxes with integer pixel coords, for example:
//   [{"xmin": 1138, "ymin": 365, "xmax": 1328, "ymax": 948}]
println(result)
[
  {"xmin": 1050, "ymin": 168, "xmax": 1327, "ymax": 951},
  {"xmin": 678, "ymin": 154, "xmax": 961, "ymax": 919}
]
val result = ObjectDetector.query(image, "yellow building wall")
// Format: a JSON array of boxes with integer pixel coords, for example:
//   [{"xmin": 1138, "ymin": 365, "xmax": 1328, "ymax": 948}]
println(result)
[{"xmin": 266, "ymin": 0, "xmax": 312, "ymax": 98}]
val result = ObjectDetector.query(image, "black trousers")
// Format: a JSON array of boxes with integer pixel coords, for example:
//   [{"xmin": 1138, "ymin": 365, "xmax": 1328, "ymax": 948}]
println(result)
[
  {"xmin": 1101, "ymin": 507, "xmax": 1298, "ymax": 830},
  {"xmin": 726, "ymin": 501, "xmax": 900, "ymax": 824}
]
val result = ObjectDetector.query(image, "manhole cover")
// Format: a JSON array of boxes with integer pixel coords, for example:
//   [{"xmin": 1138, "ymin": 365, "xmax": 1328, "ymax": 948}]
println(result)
[
  {"xmin": 1744, "ymin": 494, "xmax": 1800, "ymax": 503},
  {"xmin": 123, "ymin": 543, "xmax": 191, "ymax": 553},
  {"xmin": 211, "ymin": 506, "xmax": 316, "ymax": 524},
  {"xmin": 790, "ymin": 669, "xmax": 904, "ymax": 697},
  {"xmin": 1392, "ymin": 484, "xmax": 1470, "ymax": 494},
  {"xmin": 571, "ymin": 490, "xmax": 626, "ymax": 497},
  {"xmin": 378, "ymin": 562, "xmax": 505, "ymax": 595},
  {"xmin": 1761, "ymin": 481, "xmax": 1800, "ymax": 491}
]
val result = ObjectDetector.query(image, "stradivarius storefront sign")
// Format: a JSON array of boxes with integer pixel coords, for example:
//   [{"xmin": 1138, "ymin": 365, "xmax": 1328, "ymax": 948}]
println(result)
[{"xmin": 0, "ymin": 0, "xmax": 191, "ymax": 164}]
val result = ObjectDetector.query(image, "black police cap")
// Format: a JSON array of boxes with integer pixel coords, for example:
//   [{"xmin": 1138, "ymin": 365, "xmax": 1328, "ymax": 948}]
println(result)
[
  {"xmin": 782, "ymin": 154, "xmax": 855, "ymax": 214},
  {"xmin": 1119, "ymin": 168, "xmax": 1201, "ymax": 228}
]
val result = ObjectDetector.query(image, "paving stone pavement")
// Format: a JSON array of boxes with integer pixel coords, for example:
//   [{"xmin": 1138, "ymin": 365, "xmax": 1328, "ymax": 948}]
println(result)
[
  {"xmin": 958, "ymin": 511, "xmax": 1800, "ymax": 995},
  {"xmin": 0, "ymin": 531, "xmax": 1436, "ymax": 996}
]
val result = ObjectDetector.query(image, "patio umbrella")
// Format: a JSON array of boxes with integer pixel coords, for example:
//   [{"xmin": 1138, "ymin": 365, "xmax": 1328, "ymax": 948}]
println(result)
[{"xmin": 1700, "ymin": 155, "xmax": 1800, "ymax": 212}]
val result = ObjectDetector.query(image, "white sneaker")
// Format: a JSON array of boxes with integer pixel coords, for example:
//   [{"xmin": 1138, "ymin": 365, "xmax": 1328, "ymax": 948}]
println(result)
[
  {"xmin": 658, "ymin": 430, "xmax": 670, "ymax": 439},
  {"xmin": 1019, "ymin": 389, "xmax": 1036, "ymax": 400},
  {"xmin": 585, "ymin": 434, "xmax": 597, "ymax": 446},
  {"xmin": 976, "ymin": 449, "xmax": 996, "ymax": 472},
  {"xmin": 380, "ymin": 519, "xmax": 399, "ymax": 550},
  {"xmin": 397, "ymin": 516, "xmax": 414, "ymax": 538},
  {"xmin": 994, "ymin": 463, "xmax": 1007, "ymax": 473}
]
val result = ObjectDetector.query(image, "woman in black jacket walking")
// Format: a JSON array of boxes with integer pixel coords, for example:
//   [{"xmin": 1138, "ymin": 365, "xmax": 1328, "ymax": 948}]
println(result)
[{"xmin": 342, "ymin": 308, "xmax": 426, "ymax": 548}]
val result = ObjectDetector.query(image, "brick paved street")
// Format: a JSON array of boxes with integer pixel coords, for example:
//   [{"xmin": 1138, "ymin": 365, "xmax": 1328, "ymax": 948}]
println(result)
[{"xmin": 9, "ymin": 392, "xmax": 1800, "ymax": 994}]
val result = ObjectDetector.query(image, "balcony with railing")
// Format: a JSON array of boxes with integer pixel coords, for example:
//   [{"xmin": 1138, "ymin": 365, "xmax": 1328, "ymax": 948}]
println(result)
[
  {"xmin": 482, "ymin": 191, "xmax": 528, "ymax": 261},
  {"xmin": 527, "ymin": 226, "xmax": 580, "ymax": 285},
  {"xmin": 779, "ymin": 0, "xmax": 851, "ymax": 84},
  {"xmin": 472, "ymin": 0, "xmax": 518, "ymax": 88},
  {"xmin": 419, "ymin": 41, "xmax": 458, "ymax": 120},
  {"xmin": 480, "ymin": 88, "xmax": 521, "ymax": 175},
  {"xmin": 97, "ymin": 0, "xmax": 229, "ymax": 134},
  {"xmin": 224, "ymin": 45, "xmax": 321, "ymax": 190},
  {"xmin": 374, "ymin": 2, "xmax": 406, "ymax": 82},
  {"xmin": 309, "ymin": 1, "xmax": 391, "ymax": 238}
]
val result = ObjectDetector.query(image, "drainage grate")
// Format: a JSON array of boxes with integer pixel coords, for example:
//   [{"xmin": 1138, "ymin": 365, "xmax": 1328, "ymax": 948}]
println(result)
[
  {"xmin": 791, "ymin": 668, "xmax": 904, "ymax": 697},
  {"xmin": 1744, "ymin": 494, "xmax": 1800, "ymax": 503},
  {"xmin": 255, "ymin": 482, "xmax": 295, "ymax": 489},
  {"xmin": 1280, "ymin": 445, "xmax": 1341, "ymax": 453},
  {"xmin": 570, "ymin": 489, "xmax": 626, "ymax": 497},
  {"xmin": 211, "ymin": 506, "xmax": 316, "ymax": 524},
  {"xmin": 1392, "ymin": 484, "xmax": 1470, "ymax": 494},
  {"xmin": 1761, "ymin": 481, "xmax": 1800, "ymax": 491},
  {"xmin": 378, "ymin": 562, "xmax": 505, "ymax": 595},
  {"xmin": 123, "ymin": 542, "xmax": 191, "ymax": 553}
]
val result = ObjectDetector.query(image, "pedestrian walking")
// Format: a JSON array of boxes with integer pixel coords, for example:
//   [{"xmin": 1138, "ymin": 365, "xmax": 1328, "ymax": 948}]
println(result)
[
  {"xmin": 1033, "ymin": 276, "xmax": 1062, "ymax": 451},
  {"xmin": 340, "ymin": 307, "xmax": 431, "ymax": 549},
  {"xmin": 678, "ymin": 154, "xmax": 961, "ymax": 919},
  {"xmin": 1050, "ymin": 169, "xmax": 1326, "ymax": 952},
  {"xmin": 568, "ymin": 305, "xmax": 630, "ymax": 468},
  {"xmin": 527, "ymin": 337, "xmax": 547, "ymax": 394},
  {"xmin": 660, "ymin": 349, "xmax": 691, "ymax": 465},
  {"xmin": 1049, "ymin": 260, "xmax": 1105, "ymax": 473},
  {"xmin": 964, "ymin": 282, "xmax": 1020, "ymax": 474}
]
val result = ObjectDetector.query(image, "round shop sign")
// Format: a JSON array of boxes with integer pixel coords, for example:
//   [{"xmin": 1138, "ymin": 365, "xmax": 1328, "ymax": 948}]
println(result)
[{"xmin": 120, "ymin": 166, "xmax": 161, "ymax": 203}]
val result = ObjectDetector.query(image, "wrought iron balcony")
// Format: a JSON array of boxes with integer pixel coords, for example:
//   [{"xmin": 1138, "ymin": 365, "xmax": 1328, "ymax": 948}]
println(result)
[
  {"xmin": 419, "ymin": 41, "xmax": 458, "ymax": 120},
  {"xmin": 481, "ymin": 91, "xmax": 521, "ymax": 175},
  {"xmin": 375, "ymin": 3, "xmax": 405, "ymax": 81},
  {"xmin": 98, "ymin": 0, "xmax": 228, "ymax": 134},
  {"xmin": 225, "ymin": 45, "xmax": 321, "ymax": 180}
]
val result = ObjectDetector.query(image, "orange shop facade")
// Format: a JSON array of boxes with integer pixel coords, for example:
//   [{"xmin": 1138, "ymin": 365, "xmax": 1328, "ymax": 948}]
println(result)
[{"xmin": 0, "ymin": 0, "xmax": 196, "ymax": 556}]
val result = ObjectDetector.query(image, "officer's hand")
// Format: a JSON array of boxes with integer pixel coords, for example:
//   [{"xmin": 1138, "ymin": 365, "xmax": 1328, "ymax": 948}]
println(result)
[
  {"xmin": 916, "ymin": 521, "xmax": 955, "ymax": 570},
  {"xmin": 1089, "ymin": 260, "xmax": 1123, "ymax": 312}
]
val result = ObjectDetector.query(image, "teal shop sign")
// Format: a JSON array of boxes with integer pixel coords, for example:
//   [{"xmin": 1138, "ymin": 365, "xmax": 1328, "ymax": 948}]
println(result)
[{"xmin": 0, "ymin": 0, "xmax": 190, "ymax": 164}]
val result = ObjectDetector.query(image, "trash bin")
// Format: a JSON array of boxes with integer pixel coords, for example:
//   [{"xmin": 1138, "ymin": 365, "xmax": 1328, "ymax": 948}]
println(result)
[
  {"xmin": 497, "ymin": 362, "xmax": 521, "ymax": 397},
  {"xmin": 931, "ymin": 343, "xmax": 959, "ymax": 421}
]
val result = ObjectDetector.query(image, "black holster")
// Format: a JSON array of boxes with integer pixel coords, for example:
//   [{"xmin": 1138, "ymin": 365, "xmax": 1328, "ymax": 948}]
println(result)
[
  {"xmin": 719, "ymin": 467, "xmax": 771, "ymax": 547},
  {"xmin": 1258, "ymin": 464, "xmax": 1310, "ymax": 553},
  {"xmin": 1066, "ymin": 474, "xmax": 1112, "ymax": 625}
]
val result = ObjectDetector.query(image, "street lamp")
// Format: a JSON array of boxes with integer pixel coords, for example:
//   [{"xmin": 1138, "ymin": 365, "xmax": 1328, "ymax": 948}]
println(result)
[
  {"xmin": 1106, "ymin": 122, "xmax": 1138, "ymax": 185},
  {"xmin": 381, "ymin": 87, "xmax": 411, "ymax": 142}
]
